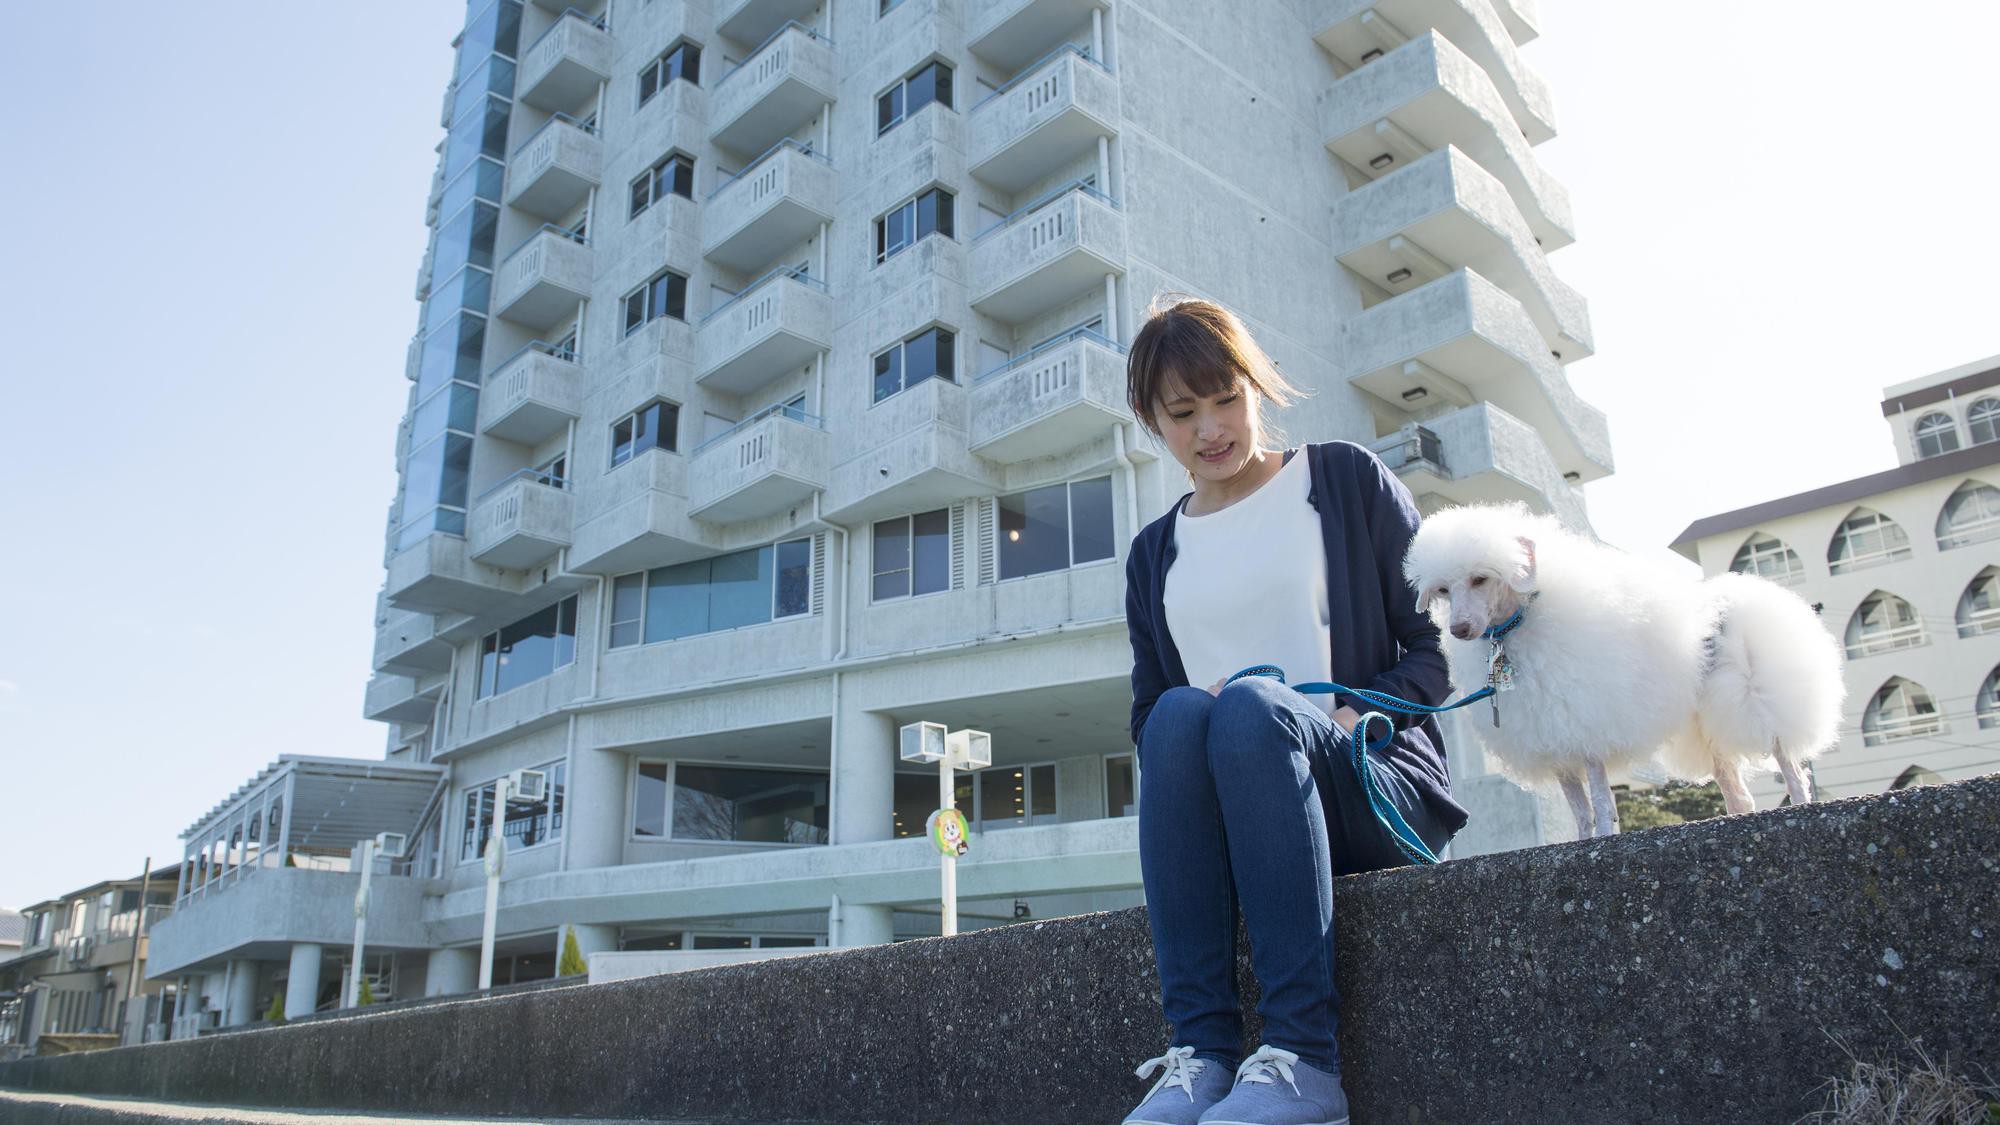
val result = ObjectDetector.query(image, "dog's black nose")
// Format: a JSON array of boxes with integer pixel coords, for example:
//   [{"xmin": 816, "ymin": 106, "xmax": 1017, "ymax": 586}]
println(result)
[{"xmin": 1450, "ymin": 623, "xmax": 1473, "ymax": 640}]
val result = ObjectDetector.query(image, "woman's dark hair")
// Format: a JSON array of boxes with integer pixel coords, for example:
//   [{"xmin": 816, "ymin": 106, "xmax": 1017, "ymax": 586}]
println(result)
[{"xmin": 1125, "ymin": 295, "xmax": 1305, "ymax": 449}]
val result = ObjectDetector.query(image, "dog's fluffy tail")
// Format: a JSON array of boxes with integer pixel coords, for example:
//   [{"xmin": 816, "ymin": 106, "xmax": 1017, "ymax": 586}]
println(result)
[{"xmin": 1691, "ymin": 572, "xmax": 1846, "ymax": 768}]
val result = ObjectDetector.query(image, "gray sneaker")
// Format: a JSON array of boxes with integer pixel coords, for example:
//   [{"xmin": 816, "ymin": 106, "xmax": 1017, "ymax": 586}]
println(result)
[
  {"xmin": 1124, "ymin": 1045, "xmax": 1235, "ymax": 1125},
  {"xmin": 1197, "ymin": 1044, "xmax": 1350, "ymax": 1125}
]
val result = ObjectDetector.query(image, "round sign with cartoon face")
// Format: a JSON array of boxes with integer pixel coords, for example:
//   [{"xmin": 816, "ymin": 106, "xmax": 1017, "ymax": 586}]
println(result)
[{"xmin": 927, "ymin": 808, "xmax": 970, "ymax": 857}]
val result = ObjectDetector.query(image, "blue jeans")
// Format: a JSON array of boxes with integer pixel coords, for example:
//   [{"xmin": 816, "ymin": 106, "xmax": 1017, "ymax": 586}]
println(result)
[{"xmin": 1136, "ymin": 676, "xmax": 1451, "ymax": 1073}]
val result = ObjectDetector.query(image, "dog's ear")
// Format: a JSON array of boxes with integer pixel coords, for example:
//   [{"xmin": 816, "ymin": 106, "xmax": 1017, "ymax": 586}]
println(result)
[{"xmin": 1507, "ymin": 535, "xmax": 1538, "ymax": 593}]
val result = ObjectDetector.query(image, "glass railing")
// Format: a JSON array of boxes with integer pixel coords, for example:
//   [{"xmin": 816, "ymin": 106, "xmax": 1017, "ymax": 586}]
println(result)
[
  {"xmin": 694, "ymin": 401, "xmax": 827, "ymax": 455},
  {"xmin": 705, "ymin": 136, "xmax": 832, "ymax": 200},
  {"xmin": 1369, "ymin": 427, "xmax": 1445, "ymax": 474},
  {"xmin": 520, "ymin": 5, "xmax": 610, "ymax": 67},
  {"xmin": 700, "ymin": 263, "xmax": 828, "ymax": 324},
  {"xmin": 501, "ymin": 220, "xmax": 591, "ymax": 262},
  {"xmin": 972, "ymin": 177, "xmax": 1118, "ymax": 244},
  {"xmin": 489, "ymin": 337, "xmax": 580, "ymax": 375},
  {"xmin": 477, "ymin": 466, "xmax": 570, "ymax": 502},
  {"xmin": 716, "ymin": 20, "xmax": 832, "ymax": 86},
  {"xmin": 970, "ymin": 42, "xmax": 1106, "ymax": 113},
  {"xmin": 975, "ymin": 326, "xmax": 1124, "ymax": 384},
  {"xmin": 510, "ymin": 111, "xmax": 600, "ymax": 158}
]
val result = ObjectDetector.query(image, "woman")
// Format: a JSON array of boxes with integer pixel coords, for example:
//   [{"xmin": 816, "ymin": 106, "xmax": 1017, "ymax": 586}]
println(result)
[{"xmin": 1119, "ymin": 298, "xmax": 1466, "ymax": 1125}]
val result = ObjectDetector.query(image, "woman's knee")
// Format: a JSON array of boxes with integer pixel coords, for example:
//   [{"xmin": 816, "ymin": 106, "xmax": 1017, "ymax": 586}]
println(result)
[
  {"xmin": 1208, "ymin": 676, "xmax": 1295, "ymax": 750},
  {"xmin": 1139, "ymin": 687, "xmax": 1212, "ymax": 764}
]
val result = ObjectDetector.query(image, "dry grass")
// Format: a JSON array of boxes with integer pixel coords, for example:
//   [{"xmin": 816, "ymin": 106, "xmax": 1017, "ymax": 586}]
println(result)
[{"xmin": 1800, "ymin": 1034, "xmax": 2000, "ymax": 1125}]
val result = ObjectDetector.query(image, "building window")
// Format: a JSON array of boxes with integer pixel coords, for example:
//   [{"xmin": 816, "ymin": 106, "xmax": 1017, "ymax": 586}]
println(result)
[
  {"xmin": 459, "ymin": 761, "xmax": 568, "ymax": 862},
  {"xmin": 1935, "ymin": 480, "xmax": 2000, "ymax": 551},
  {"xmin": 1968, "ymin": 398, "xmax": 2000, "ymax": 446},
  {"xmin": 1728, "ymin": 533, "xmax": 1805, "ymax": 586},
  {"xmin": 639, "ymin": 40, "xmax": 700, "ymax": 108},
  {"xmin": 1860, "ymin": 677, "xmax": 1945, "ymax": 747},
  {"xmin": 1843, "ymin": 591, "xmax": 1925, "ymax": 659},
  {"xmin": 607, "ymin": 537, "xmax": 813, "ymax": 647},
  {"xmin": 623, "ymin": 268, "xmax": 688, "ymax": 335},
  {"xmin": 532, "ymin": 451, "xmax": 568, "ymax": 489},
  {"xmin": 877, "ymin": 61, "xmax": 952, "ymax": 135},
  {"xmin": 1913, "ymin": 412, "xmax": 1960, "ymax": 459},
  {"xmin": 890, "ymin": 765, "xmax": 1055, "ymax": 837},
  {"xmin": 999, "ymin": 475, "xmax": 1115, "ymax": 580},
  {"xmin": 1106, "ymin": 753, "xmax": 1136, "ymax": 817},
  {"xmin": 872, "ymin": 509, "xmax": 950, "ymax": 600},
  {"xmin": 476, "ymin": 596, "xmax": 578, "ymax": 699},
  {"xmin": 879, "ymin": 0, "xmax": 906, "ymax": 13},
  {"xmin": 629, "ymin": 152, "xmax": 695, "ymax": 218},
  {"xmin": 611, "ymin": 400, "xmax": 680, "ymax": 467},
  {"xmin": 1826, "ymin": 508, "xmax": 1912, "ymax": 575},
  {"xmin": 1957, "ymin": 568, "xmax": 2000, "ymax": 638},
  {"xmin": 1979, "ymin": 666, "xmax": 2000, "ymax": 730},
  {"xmin": 875, "ymin": 187, "xmax": 954, "ymax": 264},
  {"xmin": 632, "ymin": 761, "xmax": 829, "ymax": 844},
  {"xmin": 873, "ymin": 326, "xmax": 955, "ymax": 404}
]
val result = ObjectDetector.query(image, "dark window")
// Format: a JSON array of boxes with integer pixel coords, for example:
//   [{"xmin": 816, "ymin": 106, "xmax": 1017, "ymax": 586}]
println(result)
[
  {"xmin": 639, "ymin": 40, "xmax": 701, "ymax": 108},
  {"xmin": 611, "ymin": 400, "xmax": 680, "ymax": 467},
  {"xmin": 634, "ymin": 763, "xmax": 669, "ymax": 837},
  {"xmin": 624, "ymin": 268, "xmax": 688, "ymax": 334},
  {"xmin": 998, "ymin": 476, "xmax": 1115, "ymax": 579},
  {"xmin": 873, "ymin": 509, "xmax": 950, "ymax": 600},
  {"xmin": 875, "ymin": 188, "xmax": 954, "ymax": 263},
  {"xmin": 477, "ymin": 596, "xmax": 579, "ymax": 698},
  {"xmin": 630, "ymin": 152, "xmax": 695, "ymax": 218},
  {"xmin": 873, "ymin": 327, "xmax": 956, "ymax": 403},
  {"xmin": 460, "ymin": 761, "xmax": 567, "ymax": 861},
  {"xmin": 608, "ymin": 537, "xmax": 815, "ymax": 647},
  {"xmin": 673, "ymin": 764, "xmax": 828, "ymax": 843},
  {"xmin": 877, "ymin": 62, "xmax": 952, "ymax": 135}
]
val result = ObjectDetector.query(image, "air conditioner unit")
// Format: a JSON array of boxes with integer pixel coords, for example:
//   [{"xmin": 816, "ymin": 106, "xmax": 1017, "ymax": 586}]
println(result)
[
  {"xmin": 373, "ymin": 832, "xmax": 408, "ymax": 859},
  {"xmin": 508, "ymin": 768, "xmax": 548, "ymax": 803}
]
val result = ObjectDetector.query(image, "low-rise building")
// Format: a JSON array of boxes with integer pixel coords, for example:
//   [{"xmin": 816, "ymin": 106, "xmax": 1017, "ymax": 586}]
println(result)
[{"xmin": 0, "ymin": 868, "xmax": 178, "ymax": 1058}]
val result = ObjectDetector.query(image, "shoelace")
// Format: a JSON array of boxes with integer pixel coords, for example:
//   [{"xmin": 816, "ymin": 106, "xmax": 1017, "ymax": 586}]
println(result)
[
  {"xmin": 1133, "ymin": 1045, "xmax": 1208, "ymax": 1102},
  {"xmin": 1233, "ymin": 1044, "xmax": 1302, "ymax": 1097}
]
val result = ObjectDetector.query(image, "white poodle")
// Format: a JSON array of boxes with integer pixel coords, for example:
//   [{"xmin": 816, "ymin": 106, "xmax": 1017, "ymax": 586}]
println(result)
[{"xmin": 1401, "ymin": 504, "xmax": 1844, "ymax": 837}]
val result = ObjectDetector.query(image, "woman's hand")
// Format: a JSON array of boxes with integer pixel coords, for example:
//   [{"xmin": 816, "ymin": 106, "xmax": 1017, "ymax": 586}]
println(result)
[
  {"xmin": 1331, "ymin": 705, "xmax": 1361, "ymax": 736},
  {"xmin": 1206, "ymin": 677, "xmax": 1227, "ymax": 696}
]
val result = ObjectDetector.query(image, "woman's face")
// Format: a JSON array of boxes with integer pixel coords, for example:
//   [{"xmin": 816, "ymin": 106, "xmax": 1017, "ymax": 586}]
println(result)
[{"xmin": 1152, "ymin": 373, "xmax": 1262, "ymax": 485}]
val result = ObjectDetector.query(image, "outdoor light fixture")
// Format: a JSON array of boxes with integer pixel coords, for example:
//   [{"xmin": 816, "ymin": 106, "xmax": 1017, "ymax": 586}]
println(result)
[
  {"xmin": 1563, "ymin": 471, "xmax": 1582, "ymax": 483},
  {"xmin": 1360, "ymin": 48, "xmax": 1383, "ymax": 62},
  {"xmin": 900, "ymin": 720, "xmax": 992, "ymax": 937},
  {"xmin": 1401, "ymin": 387, "xmax": 1429, "ymax": 403},
  {"xmin": 1368, "ymin": 153, "xmax": 1394, "ymax": 171},
  {"xmin": 1386, "ymin": 268, "xmax": 1412, "ymax": 284}
]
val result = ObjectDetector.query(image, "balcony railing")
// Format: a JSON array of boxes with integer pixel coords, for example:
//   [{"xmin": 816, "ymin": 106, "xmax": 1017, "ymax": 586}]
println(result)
[
  {"xmin": 702, "ymin": 138, "xmax": 835, "ymax": 272},
  {"xmin": 710, "ymin": 22, "xmax": 836, "ymax": 156},
  {"xmin": 494, "ymin": 223, "xmax": 593, "ymax": 329},
  {"xmin": 478, "ymin": 340, "xmax": 583, "ymax": 444},
  {"xmin": 1845, "ymin": 624, "xmax": 1927, "ymax": 660},
  {"xmin": 517, "ymin": 8, "xmax": 613, "ymax": 112},
  {"xmin": 506, "ymin": 112, "xmax": 602, "ymax": 219},
  {"xmin": 968, "ymin": 43, "xmax": 1118, "ymax": 192},
  {"xmin": 470, "ymin": 471, "xmax": 575, "ymax": 568},
  {"xmin": 969, "ymin": 327, "xmax": 1128, "ymax": 463},
  {"xmin": 970, "ymin": 179, "xmax": 1126, "ymax": 324},
  {"xmin": 967, "ymin": 0, "xmax": 1109, "ymax": 72},
  {"xmin": 695, "ymin": 267, "xmax": 833, "ymax": 395},
  {"xmin": 689, "ymin": 408, "xmax": 831, "ymax": 522}
]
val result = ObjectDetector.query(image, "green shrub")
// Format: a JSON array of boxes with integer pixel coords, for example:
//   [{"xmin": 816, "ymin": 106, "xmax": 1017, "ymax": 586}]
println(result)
[
  {"xmin": 264, "ymin": 993, "xmax": 285, "ymax": 1024},
  {"xmin": 557, "ymin": 926, "xmax": 588, "ymax": 977},
  {"xmin": 357, "ymin": 977, "xmax": 375, "ymax": 1006}
]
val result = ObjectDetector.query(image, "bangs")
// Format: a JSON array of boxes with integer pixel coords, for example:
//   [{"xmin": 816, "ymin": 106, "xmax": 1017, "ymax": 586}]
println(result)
[{"xmin": 1124, "ymin": 295, "xmax": 1304, "ymax": 440}]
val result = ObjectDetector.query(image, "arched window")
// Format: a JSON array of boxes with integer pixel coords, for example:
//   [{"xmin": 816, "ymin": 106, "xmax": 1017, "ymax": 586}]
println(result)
[
  {"xmin": 1891, "ymin": 764, "xmax": 1945, "ymax": 790},
  {"xmin": 1913, "ymin": 411, "xmax": 1960, "ymax": 459},
  {"xmin": 1936, "ymin": 480, "xmax": 2000, "ymax": 551},
  {"xmin": 1979, "ymin": 666, "xmax": 2000, "ymax": 730},
  {"xmin": 1861, "ymin": 677, "xmax": 1945, "ymax": 746},
  {"xmin": 1729, "ymin": 533, "xmax": 1805, "ymax": 586},
  {"xmin": 1827, "ymin": 508, "xmax": 1911, "ymax": 574},
  {"xmin": 1969, "ymin": 398, "xmax": 2000, "ymax": 446},
  {"xmin": 1957, "ymin": 568, "xmax": 2000, "ymax": 637},
  {"xmin": 1843, "ymin": 591, "xmax": 1925, "ymax": 658}
]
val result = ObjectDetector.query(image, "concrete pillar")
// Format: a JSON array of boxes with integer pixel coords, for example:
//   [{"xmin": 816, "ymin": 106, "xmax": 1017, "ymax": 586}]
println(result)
[
  {"xmin": 284, "ymin": 944, "xmax": 322, "ymax": 1020},
  {"xmin": 565, "ymin": 748, "xmax": 626, "ymax": 871},
  {"xmin": 223, "ymin": 960, "xmax": 258, "ymax": 1027},
  {"xmin": 832, "ymin": 707, "xmax": 895, "ymax": 845},
  {"xmin": 425, "ymin": 947, "xmax": 478, "ymax": 997},
  {"xmin": 835, "ymin": 896, "xmax": 894, "ymax": 948}
]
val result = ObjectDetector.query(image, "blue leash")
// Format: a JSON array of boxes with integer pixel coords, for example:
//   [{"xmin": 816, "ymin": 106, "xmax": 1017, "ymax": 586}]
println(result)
[{"xmin": 1222, "ymin": 606, "xmax": 1527, "ymax": 866}]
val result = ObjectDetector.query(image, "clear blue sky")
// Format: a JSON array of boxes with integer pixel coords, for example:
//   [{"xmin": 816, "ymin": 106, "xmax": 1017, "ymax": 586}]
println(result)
[{"xmin": 1, "ymin": 2, "xmax": 1994, "ymax": 909}]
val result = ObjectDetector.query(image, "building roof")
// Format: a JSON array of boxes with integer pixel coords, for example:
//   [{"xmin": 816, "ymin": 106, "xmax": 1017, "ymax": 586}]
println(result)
[
  {"xmin": 182, "ymin": 755, "xmax": 445, "ymax": 850},
  {"xmin": 1879, "ymin": 356, "xmax": 2000, "ymax": 415},
  {"xmin": 18, "ymin": 863, "xmax": 187, "ymax": 915},
  {"xmin": 1669, "ymin": 440, "xmax": 2000, "ymax": 560},
  {"xmin": 0, "ymin": 911, "xmax": 24, "ymax": 947}
]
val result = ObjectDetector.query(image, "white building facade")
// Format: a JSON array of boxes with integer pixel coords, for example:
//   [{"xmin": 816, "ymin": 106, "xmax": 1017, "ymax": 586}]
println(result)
[
  {"xmin": 1672, "ymin": 355, "xmax": 2000, "ymax": 807},
  {"xmin": 151, "ymin": 0, "xmax": 1611, "ymax": 1021}
]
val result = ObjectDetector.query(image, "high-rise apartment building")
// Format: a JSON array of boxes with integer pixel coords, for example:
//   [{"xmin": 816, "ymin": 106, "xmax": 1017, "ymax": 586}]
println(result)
[
  {"xmin": 148, "ymin": 0, "xmax": 1610, "ymax": 1025},
  {"xmin": 1673, "ymin": 355, "xmax": 2000, "ymax": 807}
]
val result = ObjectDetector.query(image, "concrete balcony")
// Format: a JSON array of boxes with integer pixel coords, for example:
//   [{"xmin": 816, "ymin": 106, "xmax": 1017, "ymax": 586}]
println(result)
[
  {"xmin": 1322, "ymin": 31, "xmax": 1571, "ymax": 249},
  {"xmin": 694, "ymin": 269, "xmax": 832, "ymax": 396},
  {"xmin": 494, "ymin": 225, "xmax": 592, "ymax": 331},
  {"xmin": 363, "ymin": 673, "xmax": 442, "ymax": 725},
  {"xmin": 1316, "ymin": 0, "xmax": 1555, "ymax": 144},
  {"xmin": 1333, "ymin": 146, "xmax": 1590, "ymax": 359},
  {"xmin": 968, "ymin": 0, "xmax": 1109, "ymax": 71},
  {"xmin": 515, "ymin": 10, "xmax": 612, "ymax": 113},
  {"xmin": 968, "ymin": 46, "xmax": 1119, "ymax": 193},
  {"xmin": 1369, "ymin": 400, "xmax": 1587, "ymax": 530},
  {"xmin": 969, "ymin": 329, "xmax": 1128, "ymax": 462},
  {"xmin": 824, "ymin": 377, "xmax": 998, "ymax": 524},
  {"xmin": 478, "ymin": 342, "xmax": 581, "ymax": 445},
  {"xmin": 568, "ymin": 450, "xmax": 711, "ymax": 575},
  {"xmin": 373, "ymin": 605, "xmax": 453, "ymax": 677},
  {"xmin": 701, "ymin": 139, "xmax": 835, "ymax": 273},
  {"xmin": 469, "ymin": 473, "xmax": 574, "ymax": 568},
  {"xmin": 385, "ymin": 532, "xmax": 523, "ymax": 616},
  {"xmin": 708, "ymin": 23, "xmax": 836, "ymax": 158},
  {"xmin": 1346, "ymin": 268, "xmax": 1610, "ymax": 481},
  {"xmin": 970, "ymin": 183, "xmax": 1126, "ymax": 325},
  {"xmin": 688, "ymin": 408, "xmax": 831, "ymax": 522},
  {"xmin": 717, "ymin": 0, "xmax": 819, "ymax": 49},
  {"xmin": 148, "ymin": 869, "xmax": 431, "ymax": 979},
  {"xmin": 505, "ymin": 114, "xmax": 601, "ymax": 220}
]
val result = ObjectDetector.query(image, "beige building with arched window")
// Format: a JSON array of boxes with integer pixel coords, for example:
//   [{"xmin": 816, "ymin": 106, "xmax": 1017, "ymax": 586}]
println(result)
[{"xmin": 1672, "ymin": 354, "xmax": 2000, "ymax": 805}]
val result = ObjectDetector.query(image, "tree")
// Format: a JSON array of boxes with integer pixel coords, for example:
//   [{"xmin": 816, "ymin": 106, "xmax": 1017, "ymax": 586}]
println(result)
[
  {"xmin": 1614, "ymin": 781, "xmax": 1726, "ymax": 830},
  {"xmin": 557, "ymin": 926, "xmax": 588, "ymax": 977},
  {"xmin": 357, "ymin": 977, "xmax": 376, "ymax": 1006},
  {"xmin": 264, "ymin": 993, "xmax": 286, "ymax": 1025}
]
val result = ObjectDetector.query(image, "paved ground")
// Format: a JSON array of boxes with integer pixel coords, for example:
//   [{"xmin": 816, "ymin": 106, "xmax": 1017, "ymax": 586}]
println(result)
[{"xmin": 0, "ymin": 1090, "xmax": 814, "ymax": 1125}]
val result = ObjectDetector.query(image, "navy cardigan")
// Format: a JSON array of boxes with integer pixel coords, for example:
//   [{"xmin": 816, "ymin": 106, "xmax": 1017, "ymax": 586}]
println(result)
[{"xmin": 1124, "ymin": 440, "xmax": 1470, "ymax": 836}]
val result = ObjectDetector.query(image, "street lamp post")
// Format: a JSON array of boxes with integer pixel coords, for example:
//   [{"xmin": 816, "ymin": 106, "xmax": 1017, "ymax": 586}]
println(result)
[
  {"xmin": 478, "ymin": 769, "xmax": 545, "ymax": 991},
  {"xmin": 347, "ymin": 832, "xmax": 406, "ymax": 1008},
  {"xmin": 900, "ymin": 722, "xmax": 991, "ymax": 937}
]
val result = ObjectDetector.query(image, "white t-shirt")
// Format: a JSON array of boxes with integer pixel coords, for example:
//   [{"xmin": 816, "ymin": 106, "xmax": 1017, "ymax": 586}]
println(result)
[{"xmin": 1162, "ymin": 448, "xmax": 1335, "ymax": 716}]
